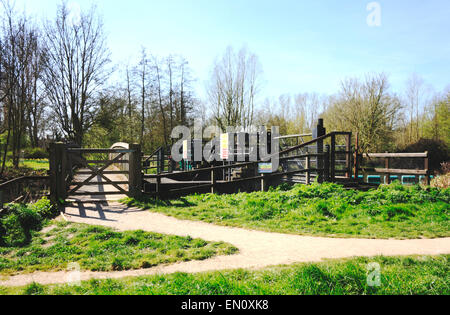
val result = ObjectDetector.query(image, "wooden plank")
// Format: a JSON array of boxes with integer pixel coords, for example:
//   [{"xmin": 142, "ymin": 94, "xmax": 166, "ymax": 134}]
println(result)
[
  {"xmin": 279, "ymin": 153, "xmax": 324, "ymax": 161},
  {"xmin": 69, "ymin": 191, "xmax": 127, "ymax": 196},
  {"xmin": 70, "ymin": 181, "xmax": 129, "ymax": 186},
  {"xmin": 364, "ymin": 153, "xmax": 428, "ymax": 158},
  {"xmin": 68, "ymin": 148, "xmax": 133, "ymax": 154},
  {"xmin": 86, "ymin": 160, "xmax": 129, "ymax": 164},
  {"xmin": 373, "ymin": 168, "xmax": 428, "ymax": 175},
  {"xmin": 76, "ymin": 171, "xmax": 129, "ymax": 175}
]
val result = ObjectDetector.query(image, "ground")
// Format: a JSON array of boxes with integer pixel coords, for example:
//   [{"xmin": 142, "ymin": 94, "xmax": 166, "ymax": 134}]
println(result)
[{"xmin": 0, "ymin": 171, "xmax": 449, "ymax": 294}]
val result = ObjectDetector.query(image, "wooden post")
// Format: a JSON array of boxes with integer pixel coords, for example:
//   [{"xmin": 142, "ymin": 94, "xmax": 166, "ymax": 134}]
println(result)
[
  {"xmin": 211, "ymin": 168, "xmax": 216, "ymax": 194},
  {"xmin": 261, "ymin": 174, "xmax": 267, "ymax": 192},
  {"xmin": 345, "ymin": 133, "xmax": 352, "ymax": 179},
  {"xmin": 49, "ymin": 142, "xmax": 67, "ymax": 205},
  {"xmin": 330, "ymin": 134, "xmax": 336, "ymax": 183},
  {"xmin": 385, "ymin": 153, "xmax": 391, "ymax": 184},
  {"xmin": 306, "ymin": 156, "xmax": 311, "ymax": 185},
  {"xmin": 156, "ymin": 176, "xmax": 161, "ymax": 197},
  {"xmin": 354, "ymin": 133, "xmax": 360, "ymax": 182},
  {"xmin": 157, "ymin": 148, "xmax": 161, "ymax": 175},
  {"xmin": 315, "ymin": 119, "xmax": 326, "ymax": 183},
  {"xmin": 129, "ymin": 144, "xmax": 142, "ymax": 198},
  {"xmin": 324, "ymin": 145, "xmax": 330, "ymax": 183},
  {"xmin": 424, "ymin": 151, "xmax": 430, "ymax": 186}
]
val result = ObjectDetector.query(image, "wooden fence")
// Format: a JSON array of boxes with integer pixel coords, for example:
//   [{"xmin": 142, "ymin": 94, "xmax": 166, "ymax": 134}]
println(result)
[
  {"xmin": 356, "ymin": 152, "xmax": 431, "ymax": 185},
  {"xmin": 142, "ymin": 131, "xmax": 354, "ymax": 198},
  {"xmin": 0, "ymin": 176, "xmax": 50, "ymax": 208}
]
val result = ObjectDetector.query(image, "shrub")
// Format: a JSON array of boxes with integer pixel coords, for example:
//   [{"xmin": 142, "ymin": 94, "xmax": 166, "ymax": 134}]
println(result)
[
  {"xmin": 23, "ymin": 282, "xmax": 45, "ymax": 295},
  {"xmin": 431, "ymin": 174, "xmax": 450, "ymax": 189},
  {"xmin": 30, "ymin": 197, "xmax": 56, "ymax": 219},
  {"xmin": 23, "ymin": 147, "xmax": 49, "ymax": 159},
  {"xmin": 0, "ymin": 198, "xmax": 55, "ymax": 248}
]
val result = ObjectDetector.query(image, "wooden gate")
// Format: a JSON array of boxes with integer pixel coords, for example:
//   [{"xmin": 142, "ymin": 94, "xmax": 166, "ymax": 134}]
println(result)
[{"xmin": 49, "ymin": 143, "xmax": 142, "ymax": 203}]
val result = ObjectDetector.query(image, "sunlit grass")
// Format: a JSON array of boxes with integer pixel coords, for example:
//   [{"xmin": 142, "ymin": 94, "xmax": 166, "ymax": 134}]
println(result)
[
  {"xmin": 4, "ymin": 159, "xmax": 49, "ymax": 171},
  {"xmin": 2, "ymin": 255, "xmax": 448, "ymax": 295},
  {"xmin": 0, "ymin": 220, "xmax": 238, "ymax": 276}
]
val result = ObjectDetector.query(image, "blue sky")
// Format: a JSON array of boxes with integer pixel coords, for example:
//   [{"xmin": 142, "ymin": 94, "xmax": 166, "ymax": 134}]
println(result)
[{"xmin": 11, "ymin": 0, "xmax": 450, "ymax": 100}]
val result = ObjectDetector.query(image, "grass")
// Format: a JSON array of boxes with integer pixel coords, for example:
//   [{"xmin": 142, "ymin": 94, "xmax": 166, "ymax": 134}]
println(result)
[
  {"xmin": 1, "ymin": 159, "xmax": 49, "ymax": 180},
  {"xmin": 0, "ymin": 220, "xmax": 237, "ymax": 276},
  {"xmin": 4, "ymin": 159, "xmax": 49, "ymax": 171},
  {"xmin": 1, "ymin": 255, "xmax": 448, "ymax": 295},
  {"xmin": 123, "ymin": 182, "xmax": 450, "ymax": 239}
]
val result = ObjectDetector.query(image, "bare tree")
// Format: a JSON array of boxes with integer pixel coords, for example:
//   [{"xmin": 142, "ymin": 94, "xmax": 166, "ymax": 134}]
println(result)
[
  {"xmin": 137, "ymin": 47, "xmax": 149, "ymax": 144},
  {"xmin": 42, "ymin": 2, "xmax": 110, "ymax": 146},
  {"xmin": 0, "ymin": 2, "xmax": 42, "ymax": 170},
  {"xmin": 405, "ymin": 73, "xmax": 428, "ymax": 143},
  {"xmin": 208, "ymin": 46, "xmax": 262, "ymax": 130},
  {"xmin": 323, "ymin": 73, "xmax": 402, "ymax": 152}
]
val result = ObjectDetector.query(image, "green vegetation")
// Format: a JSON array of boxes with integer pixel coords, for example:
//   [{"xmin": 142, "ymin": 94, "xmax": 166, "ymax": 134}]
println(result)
[
  {"xmin": 0, "ymin": 198, "xmax": 236, "ymax": 275},
  {"xmin": 0, "ymin": 198, "xmax": 58, "ymax": 247},
  {"xmin": 124, "ymin": 182, "xmax": 450, "ymax": 239},
  {"xmin": 0, "ymin": 220, "xmax": 237, "ymax": 276},
  {"xmin": 4, "ymin": 159, "xmax": 49, "ymax": 171},
  {"xmin": 1, "ymin": 255, "xmax": 448, "ymax": 295}
]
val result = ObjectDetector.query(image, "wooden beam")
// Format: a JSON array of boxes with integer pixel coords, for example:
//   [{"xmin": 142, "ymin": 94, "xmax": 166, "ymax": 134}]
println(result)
[
  {"xmin": 364, "ymin": 153, "xmax": 428, "ymax": 158},
  {"xmin": 374, "ymin": 168, "xmax": 428, "ymax": 175}
]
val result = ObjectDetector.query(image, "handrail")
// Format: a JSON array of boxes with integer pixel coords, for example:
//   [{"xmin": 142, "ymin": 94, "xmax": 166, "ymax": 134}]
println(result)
[
  {"xmin": 143, "ymin": 133, "xmax": 343, "ymax": 180},
  {"xmin": 273, "ymin": 132, "xmax": 332, "ymax": 158},
  {"xmin": 143, "ymin": 146, "xmax": 164, "ymax": 163},
  {"xmin": 0, "ymin": 176, "xmax": 49, "ymax": 189},
  {"xmin": 363, "ymin": 152, "xmax": 428, "ymax": 159}
]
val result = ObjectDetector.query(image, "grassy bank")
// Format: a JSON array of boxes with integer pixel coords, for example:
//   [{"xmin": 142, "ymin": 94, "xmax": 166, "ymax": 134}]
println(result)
[
  {"xmin": 1, "ymin": 255, "xmax": 448, "ymax": 295},
  {"xmin": 0, "ymin": 200, "xmax": 237, "ymax": 276},
  {"xmin": 124, "ymin": 182, "xmax": 450, "ymax": 239}
]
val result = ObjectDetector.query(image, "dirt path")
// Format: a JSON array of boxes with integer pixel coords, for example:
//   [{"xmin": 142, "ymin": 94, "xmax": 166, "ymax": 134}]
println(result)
[{"xmin": 1, "ymin": 172, "xmax": 449, "ymax": 287}]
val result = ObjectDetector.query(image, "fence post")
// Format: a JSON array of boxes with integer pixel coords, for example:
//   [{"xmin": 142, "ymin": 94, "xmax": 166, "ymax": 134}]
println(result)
[
  {"xmin": 156, "ymin": 176, "xmax": 161, "ymax": 198},
  {"xmin": 354, "ymin": 133, "xmax": 360, "ymax": 182},
  {"xmin": 324, "ymin": 145, "xmax": 330, "ymax": 183},
  {"xmin": 315, "ymin": 119, "xmax": 326, "ymax": 183},
  {"xmin": 129, "ymin": 144, "xmax": 142, "ymax": 198},
  {"xmin": 211, "ymin": 168, "xmax": 216, "ymax": 194},
  {"xmin": 330, "ymin": 134, "xmax": 336, "ymax": 183},
  {"xmin": 424, "ymin": 151, "xmax": 430, "ymax": 186},
  {"xmin": 261, "ymin": 174, "xmax": 267, "ymax": 192},
  {"xmin": 49, "ymin": 142, "xmax": 66, "ymax": 205},
  {"xmin": 385, "ymin": 153, "xmax": 391, "ymax": 184},
  {"xmin": 306, "ymin": 155, "xmax": 311, "ymax": 185},
  {"xmin": 346, "ymin": 133, "xmax": 352, "ymax": 179},
  {"xmin": 157, "ymin": 148, "xmax": 161, "ymax": 175}
]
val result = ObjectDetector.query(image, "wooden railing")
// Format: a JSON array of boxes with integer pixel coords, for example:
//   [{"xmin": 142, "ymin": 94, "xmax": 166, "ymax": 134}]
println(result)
[
  {"xmin": 0, "ymin": 176, "xmax": 50, "ymax": 208},
  {"xmin": 356, "ymin": 152, "xmax": 431, "ymax": 185},
  {"xmin": 142, "ymin": 132, "xmax": 353, "ymax": 198}
]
